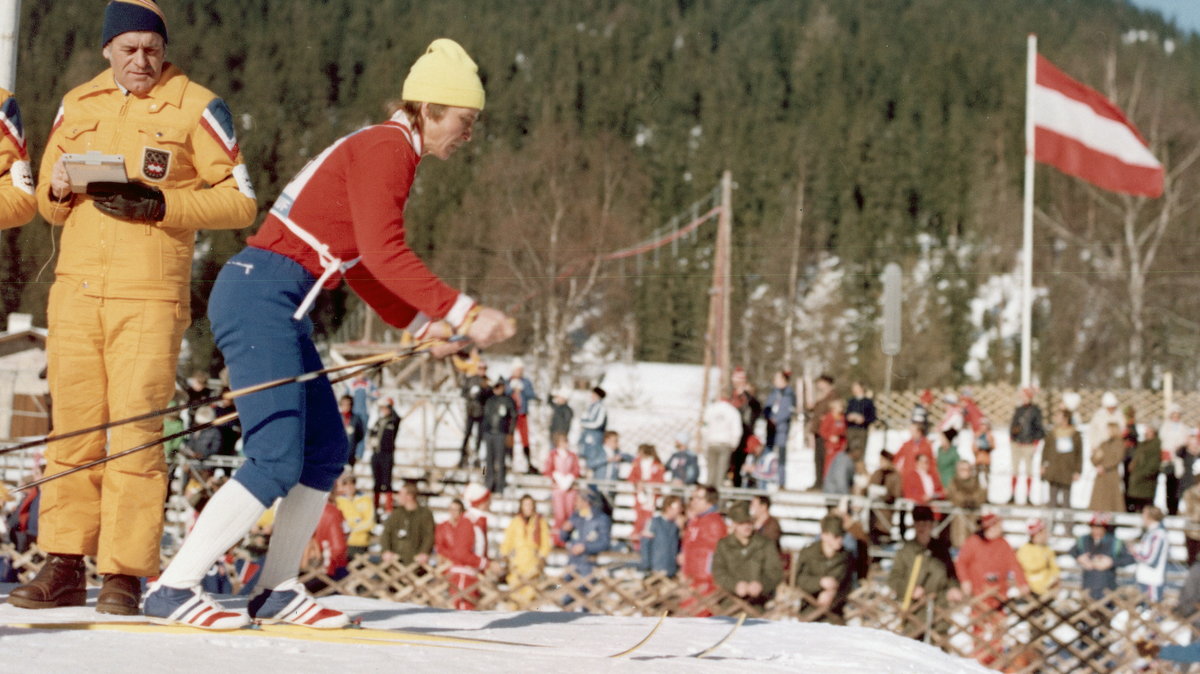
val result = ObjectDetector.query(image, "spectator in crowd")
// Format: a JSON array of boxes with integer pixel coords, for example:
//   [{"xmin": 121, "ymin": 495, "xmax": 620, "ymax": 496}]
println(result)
[
  {"xmin": 462, "ymin": 484, "xmax": 493, "ymax": 578},
  {"xmin": 1183, "ymin": 476, "xmax": 1200, "ymax": 566},
  {"xmin": 5, "ymin": 455, "xmax": 44, "ymax": 554},
  {"xmin": 504, "ymin": 360, "xmax": 537, "ymax": 475},
  {"xmin": 1043, "ymin": 407, "xmax": 1083, "ymax": 515},
  {"xmin": 435, "ymin": 498, "xmax": 484, "ymax": 610},
  {"xmin": 938, "ymin": 392, "xmax": 965, "ymax": 444},
  {"xmin": 946, "ymin": 460, "xmax": 987, "ymax": 549},
  {"xmin": 639, "ymin": 494, "xmax": 683, "ymax": 577},
  {"xmin": 956, "ymin": 513, "xmax": 1028, "ymax": 666},
  {"xmin": 379, "ymin": 482, "xmax": 434, "ymax": 568},
  {"xmin": 867, "ymin": 450, "xmax": 903, "ymax": 545},
  {"xmin": 1127, "ymin": 425, "xmax": 1162, "ymax": 514},
  {"xmin": 902, "ymin": 453, "xmax": 944, "ymax": 507},
  {"xmin": 184, "ymin": 371, "xmax": 212, "ymax": 406},
  {"xmin": 730, "ymin": 368, "xmax": 762, "ymax": 489},
  {"xmin": 628, "ymin": 444, "xmax": 665, "ymax": 551},
  {"xmin": 763, "ymin": 370, "xmax": 796, "ymax": 484},
  {"xmin": 911, "ymin": 389, "xmax": 934, "ymax": 435},
  {"xmin": 562, "ymin": 487, "xmax": 612, "ymax": 605},
  {"xmin": 334, "ymin": 472, "xmax": 374, "ymax": 560},
  {"xmin": 845, "ymin": 381, "xmax": 877, "ymax": 460},
  {"xmin": 369, "ymin": 398, "xmax": 401, "ymax": 513},
  {"xmin": 1088, "ymin": 391, "xmax": 1123, "ymax": 452},
  {"xmin": 748, "ymin": 437, "xmax": 781, "ymax": 490},
  {"xmin": 665, "ymin": 432, "xmax": 700, "ymax": 486},
  {"xmin": 302, "ymin": 491, "xmax": 348, "ymax": 588},
  {"xmin": 1181, "ymin": 433, "xmax": 1200, "ymax": 497},
  {"xmin": 348, "ymin": 373, "xmax": 378, "ymax": 465},
  {"xmin": 544, "ymin": 432, "xmax": 580, "ymax": 546},
  {"xmin": 806, "ymin": 374, "xmax": 838, "ymax": 491},
  {"xmin": 588, "ymin": 430, "xmax": 631, "ymax": 483},
  {"xmin": 712, "ymin": 502, "xmax": 783, "ymax": 606},
  {"xmin": 934, "ymin": 430, "xmax": 959, "ymax": 491},
  {"xmin": 833, "ymin": 502, "xmax": 871, "ymax": 586},
  {"xmin": 888, "ymin": 506, "xmax": 962, "ymax": 609},
  {"xmin": 547, "ymin": 387, "xmax": 573, "ymax": 445},
  {"xmin": 794, "ymin": 514, "xmax": 852, "ymax": 621},
  {"xmin": 185, "ymin": 406, "xmax": 223, "ymax": 461},
  {"xmin": 458, "ymin": 361, "xmax": 491, "ymax": 469},
  {"xmin": 972, "ymin": 419, "xmax": 996, "ymax": 493},
  {"xmin": 482, "ymin": 381, "xmax": 516, "ymax": 494},
  {"xmin": 679, "ymin": 485, "xmax": 727, "ymax": 598},
  {"xmin": 894, "ymin": 422, "xmax": 934, "ymax": 476},
  {"xmin": 1121, "ymin": 405, "xmax": 1140, "ymax": 498},
  {"xmin": 1008, "ymin": 387, "xmax": 1046, "ymax": 505},
  {"xmin": 339, "ymin": 395, "xmax": 366, "ymax": 469},
  {"xmin": 1161, "ymin": 404, "xmax": 1191, "ymax": 515},
  {"xmin": 1016, "ymin": 518, "xmax": 1059, "ymax": 598},
  {"xmin": 578, "ymin": 386, "xmax": 608, "ymax": 467},
  {"xmin": 1132, "ymin": 505, "xmax": 1169, "ymax": 603},
  {"xmin": 823, "ymin": 445, "xmax": 858, "ymax": 496},
  {"xmin": 1071, "ymin": 511, "xmax": 1133, "ymax": 600},
  {"xmin": 1089, "ymin": 422, "xmax": 1127, "ymax": 514},
  {"xmin": 500, "ymin": 494, "xmax": 551, "ymax": 608},
  {"xmin": 957, "ymin": 513, "xmax": 1028, "ymax": 601},
  {"xmin": 750, "ymin": 494, "xmax": 783, "ymax": 554},
  {"xmin": 819, "ymin": 398, "xmax": 848, "ymax": 482},
  {"xmin": 701, "ymin": 397, "xmax": 742, "ymax": 488},
  {"xmin": 210, "ymin": 387, "xmax": 241, "ymax": 457}
]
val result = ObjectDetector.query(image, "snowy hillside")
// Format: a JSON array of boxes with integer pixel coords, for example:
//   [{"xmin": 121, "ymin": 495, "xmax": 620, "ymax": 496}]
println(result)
[{"xmin": 0, "ymin": 586, "xmax": 986, "ymax": 673}]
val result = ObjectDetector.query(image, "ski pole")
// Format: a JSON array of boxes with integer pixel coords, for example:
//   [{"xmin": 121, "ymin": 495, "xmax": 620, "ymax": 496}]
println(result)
[
  {"xmin": 0, "ymin": 339, "xmax": 457, "ymax": 459},
  {"xmin": 12, "ymin": 352, "xmax": 409, "ymax": 493}
]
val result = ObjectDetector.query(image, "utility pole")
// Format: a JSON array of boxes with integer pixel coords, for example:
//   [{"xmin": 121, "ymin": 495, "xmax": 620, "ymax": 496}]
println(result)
[
  {"xmin": 0, "ymin": 1, "xmax": 20, "ymax": 92},
  {"xmin": 783, "ymin": 169, "xmax": 805, "ymax": 373},
  {"xmin": 698, "ymin": 171, "xmax": 734, "ymax": 448}
]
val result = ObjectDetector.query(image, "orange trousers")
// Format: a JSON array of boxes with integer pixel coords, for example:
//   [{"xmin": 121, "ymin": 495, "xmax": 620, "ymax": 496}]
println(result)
[{"xmin": 39, "ymin": 281, "xmax": 187, "ymax": 576}]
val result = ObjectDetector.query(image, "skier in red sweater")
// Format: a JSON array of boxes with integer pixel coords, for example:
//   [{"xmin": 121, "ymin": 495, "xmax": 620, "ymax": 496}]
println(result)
[{"xmin": 679, "ymin": 485, "xmax": 727, "ymax": 608}]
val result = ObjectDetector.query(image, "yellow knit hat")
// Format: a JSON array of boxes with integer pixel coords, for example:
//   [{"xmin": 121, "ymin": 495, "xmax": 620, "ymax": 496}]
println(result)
[{"xmin": 402, "ymin": 38, "xmax": 485, "ymax": 110}]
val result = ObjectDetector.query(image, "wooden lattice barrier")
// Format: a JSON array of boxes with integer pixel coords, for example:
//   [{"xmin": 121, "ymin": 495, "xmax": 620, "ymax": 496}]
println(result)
[
  {"xmin": 874, "ymin": 384, "xmax": 1200, "ymax": 430},
  {"xmin": 5, "ymin": 543, "xmax": 1199, "ymax": 671}
]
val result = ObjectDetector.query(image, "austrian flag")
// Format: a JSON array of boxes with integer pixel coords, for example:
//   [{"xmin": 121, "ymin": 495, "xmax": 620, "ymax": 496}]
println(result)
[{"xmin": 1032, "ymin": 54, "xmax": 1163, "ymax": 197}]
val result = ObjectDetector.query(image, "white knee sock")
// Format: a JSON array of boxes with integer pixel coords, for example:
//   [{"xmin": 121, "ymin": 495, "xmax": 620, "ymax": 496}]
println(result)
[
  {"xmin": 254, "ymin": 483, "xmax": 328, "ymax": 592},
  {"xmin": 158, "ymin": 479, "xmax": 267, "ymax": 589}
]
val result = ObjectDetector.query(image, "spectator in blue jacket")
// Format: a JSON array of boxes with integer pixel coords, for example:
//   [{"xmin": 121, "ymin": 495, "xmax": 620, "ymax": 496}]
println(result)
[
  {"xmin": 639, "ymin": 495, "xmax": 683, "ymax": 576},
  {"xmin": 1071, "ymin": 511, "xmax": 1134, "ymax": 600},
  {"xmin": 665, "ymin": 432, "xmax": 700, "ymax": 486},
  {"xmin": 564, "ymin": 487, "xmax": 613, "ymax": 577},
  {"xmin": 585, "ymin": 430, "xmax": 631, "ymax": 482},
  {"xmin": 763, "ymin": 370, "xmax": 795, "ymax": 458},
  {"xmin": 579, "ymin": 386, "xmax": 607, "ymax": 468}
]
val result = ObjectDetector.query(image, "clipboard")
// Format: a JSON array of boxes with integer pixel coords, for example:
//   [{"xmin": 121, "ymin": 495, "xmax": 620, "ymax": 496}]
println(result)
[{"xmin": 61, "ymin": 152, "xmax": 128, "ymax": 193}]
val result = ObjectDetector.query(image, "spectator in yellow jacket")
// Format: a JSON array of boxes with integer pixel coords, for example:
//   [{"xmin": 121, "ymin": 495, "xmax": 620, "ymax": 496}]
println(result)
[
  {"xmin": 334, "ymin": 472, "xmax": 375, "ymax": 560},
  {"xmin": 11, "ymin": 0, "xmax": 255, "ymax": 617},
  {"xmin": 500, "ymin": 494, "xmax": 552, "ymax": 607},
  {"xmin": 1016, "ymin": 518, "xmax": 1060, "ymax": 597}
]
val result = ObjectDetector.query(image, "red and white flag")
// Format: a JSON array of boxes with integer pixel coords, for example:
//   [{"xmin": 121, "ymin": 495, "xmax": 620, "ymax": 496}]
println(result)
[{"xmin": 1032, "ymin": 54, "xmax": 1163, "ymax": 197}]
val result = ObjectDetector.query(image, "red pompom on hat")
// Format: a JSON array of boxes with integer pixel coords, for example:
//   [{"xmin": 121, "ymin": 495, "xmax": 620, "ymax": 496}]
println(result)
[
  {"xmin": 979, "ymin": 513, "xmax": 1000, "ymax": 530},
  {"xmin": 1027, "ymin": 518, "xmax": 1046, "ymax": 536},
  {"xmin": 1089, "ymin": 511, "xmax": 1112, "ymax": 527}
]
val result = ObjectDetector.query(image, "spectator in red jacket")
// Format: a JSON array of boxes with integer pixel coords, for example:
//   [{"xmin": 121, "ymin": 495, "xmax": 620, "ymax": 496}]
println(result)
[
  {"xmin": 543, "ymin": 432, "xmax": 580, "ymax": 546},
  {"xmin": 956, "ymin": 512, "xmax": 1029, "ymax": 666},
  {"xmin": 678, "ymin": 484, "xmax": 728, "ymax": 599},
  {"xmin": 301, "ymin": 493, "xmax": 348, "ymax": 592},
  {"xmin": 629, "ymin": 443, "xmax": 666, "ymax": 551},
  {"xmin": 436, "ymin": 498, "xmax": 483, "ymax": 610},
  {"xmin": 894, "ymin": 423, "xmax": 935, "ymax": 476},
  {"xmin": 819, "ymin": 398, "xmax": 848, "ymax": 480},
  {"xmin": 902, "ymin": 453, "xmax": 945, "ymax": 506}
]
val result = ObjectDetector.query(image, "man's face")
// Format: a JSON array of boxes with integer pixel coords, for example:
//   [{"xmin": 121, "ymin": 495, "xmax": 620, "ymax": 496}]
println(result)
[
  {"xmin": 664, "ymin": 501, "xmax": 683, "ymax": 519},
  {"xmin": 104, "ymin": 32, "xmax": 166, "ymax": 96},
  {"xmin": 448, "ymin": 502, "xmax": 463, "ymax": 521},
  {"xmin": 734, "ymin": 521, "xmax": 755, "ymax": 539},
  {"xmin": 339, "ymin": 398, "xmax": 352, "ymax": 414},
  {"xmin": 422, "ymin": 104, "xmax": 479, "ymax": 160},
  {"xmin": 821, "ymin": 531, "xmax": 843, "ymax": 553},
  {"xmin": 914, "ymin": 520, "xmax": 933, "ymax": 544},
  {"xmin": 749, "ymin": 499, "xmax": 763, "ymax": 518},
  {"xmin": 985, "ymin": 522, "xmax": 1003, "ymax": 540},
  {"xmin": 688, "ymin": 489, "xmax": 706, "ymax": 515}
]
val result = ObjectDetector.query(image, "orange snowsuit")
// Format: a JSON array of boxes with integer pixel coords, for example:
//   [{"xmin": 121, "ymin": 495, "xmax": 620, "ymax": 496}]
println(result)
[{"xmin": 36, "ymin": 65, "xmax": 256, "ymax": 576}]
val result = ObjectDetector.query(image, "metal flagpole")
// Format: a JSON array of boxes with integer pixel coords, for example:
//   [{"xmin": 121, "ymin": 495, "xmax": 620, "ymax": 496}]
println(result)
[{"xmin": 1020, "ymin": 34, "xmax": 1037, "ymax": 389}]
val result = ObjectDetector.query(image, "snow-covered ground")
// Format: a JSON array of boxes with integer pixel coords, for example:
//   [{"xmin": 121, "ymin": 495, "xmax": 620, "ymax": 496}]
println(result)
[{"xmin": 0, "ymin": 587, "xmax": 987, "ymax": 673}]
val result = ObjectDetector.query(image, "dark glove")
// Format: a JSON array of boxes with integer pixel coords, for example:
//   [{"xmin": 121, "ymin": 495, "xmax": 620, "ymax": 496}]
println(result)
[{"xmin": 88, "ymin": 181, "xmax": 166, "ymax": 222}]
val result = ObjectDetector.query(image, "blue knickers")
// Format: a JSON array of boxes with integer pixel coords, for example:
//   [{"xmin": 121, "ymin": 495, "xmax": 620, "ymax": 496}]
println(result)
[{"xmin": 208, "ymin": 246, "xmax": 348, "ymax": 507}]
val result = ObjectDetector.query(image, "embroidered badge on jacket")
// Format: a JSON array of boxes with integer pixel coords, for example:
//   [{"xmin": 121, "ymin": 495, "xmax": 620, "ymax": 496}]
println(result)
[{"xmin": 142, "ymin": 147, "xmax": 171, "ymax": 181}]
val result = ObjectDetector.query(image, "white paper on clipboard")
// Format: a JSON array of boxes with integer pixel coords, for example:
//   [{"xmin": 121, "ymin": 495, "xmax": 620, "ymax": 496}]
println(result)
[{"xmin": 61, "ymin": 152, "xmax": 128, "ymax": 193}]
